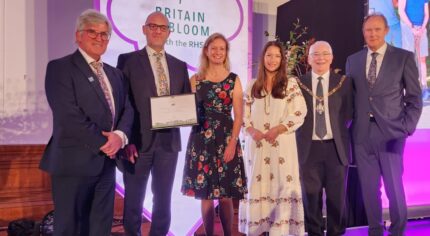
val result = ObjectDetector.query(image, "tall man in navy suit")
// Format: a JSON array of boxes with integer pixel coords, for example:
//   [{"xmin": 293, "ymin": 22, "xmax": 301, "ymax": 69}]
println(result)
[
  {"xmin": 117, "ymin": 11, "xmax": 191, "ymax": 236},
  {"xmin": 346, "ymin": 13, "xmax": 422, "ymax": 236},
  {"xmin": 297, "ymin": 41, "xmax": 353, "ymax": 236},
  {"xmin": 40, "ymin": 9, "xmax": 133, "ymax": 236}
]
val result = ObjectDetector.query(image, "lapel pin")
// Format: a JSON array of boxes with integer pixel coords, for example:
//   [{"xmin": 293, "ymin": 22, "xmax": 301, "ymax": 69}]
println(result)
[{"xmin": 88, "ymin": 76, "xmax": 94, "ymax": 82}]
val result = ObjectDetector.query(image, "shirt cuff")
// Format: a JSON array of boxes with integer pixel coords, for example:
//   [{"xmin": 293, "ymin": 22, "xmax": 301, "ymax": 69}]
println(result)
[{"xmin": 113, "ymin": 130, "xmax": 128, "ymax": 148}]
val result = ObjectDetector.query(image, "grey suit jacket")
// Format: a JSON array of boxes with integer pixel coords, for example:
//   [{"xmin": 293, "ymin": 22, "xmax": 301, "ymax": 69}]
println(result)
[
  {"xmin": 296, "ymin": 72, "xmax": 353, "ymax": 166},
  {"xmin": 346, "ymin": 45, "xmax": 422, "ymax": 143},
  {"xmin": 117, "ymin": 47, "xmax": 191, "ymax": 152}
]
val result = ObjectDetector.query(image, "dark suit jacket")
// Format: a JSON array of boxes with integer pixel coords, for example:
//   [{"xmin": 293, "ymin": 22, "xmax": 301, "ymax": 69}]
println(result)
[
  {"xmin": 117, "ymin": 47, "xmax": 191, "ymax": 152},
  {"xmin": 40, "ymin": 50, "xmax": 134, "ymax": 176},
  {"xmin": 346, "ymin": 45, "xmax": 422, "ymax": 143},
  {"xmin": 296, "ymin": 72, "xmax": 353, "ymax": 166}
]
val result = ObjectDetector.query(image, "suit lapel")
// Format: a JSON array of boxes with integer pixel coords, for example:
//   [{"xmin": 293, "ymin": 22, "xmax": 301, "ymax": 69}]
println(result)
[
  {"xmin": 328, "ymin": 72, "xmax": 339, "ymax": 126},
  {"xmin": 139, "ymin": 48, "xmax": 158, "ymax": 96},
  {"xmin": 104, "ymin": 65, "xmax": 119, "ymax": 122},
  {"xmin": 359, "ymin": 49, "xmax": 370, "ymax": 93},
  {"xmin": 72, "ymin": 50, "xmax": 111, "ymax": 112},
  {"xmin": 373, "ymin": 45, "xmax": 392, "ymax": 89},
  {"xmin": 166, "ymin": 54, "xmax": 176, "ymax": 95}
]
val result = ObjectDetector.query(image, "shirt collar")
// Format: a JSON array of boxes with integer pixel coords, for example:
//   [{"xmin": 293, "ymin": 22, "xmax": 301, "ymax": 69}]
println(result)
[
  {"xmin": 146, "ymin": 46, "xmax": 165, "ymax": 57},
  {"xmin": 367, "ymin": 43, "xmax": 387, "ymax": 57},
  {"xmin": 311, "ymin": 70, "xmax": 330, "ymax": 81},
  {"xmin": 78, "ymin": 47, "xmax": 103, "ymax": 66}
]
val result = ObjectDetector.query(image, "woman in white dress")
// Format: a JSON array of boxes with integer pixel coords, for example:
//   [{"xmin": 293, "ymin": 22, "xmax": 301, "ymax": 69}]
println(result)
[{"xmin": 239, "ymin": 41, "xmax": 307, "ymax": 236}]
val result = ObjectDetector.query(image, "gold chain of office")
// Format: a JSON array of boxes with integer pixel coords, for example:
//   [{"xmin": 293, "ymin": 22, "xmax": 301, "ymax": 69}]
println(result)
[{"xmin": 295, "ymin": 76, "xmax": 347, "ymax": 102}]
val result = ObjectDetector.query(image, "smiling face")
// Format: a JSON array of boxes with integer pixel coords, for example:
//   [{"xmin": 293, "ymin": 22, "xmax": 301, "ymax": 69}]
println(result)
[
  {"xmin": 76, "ymin": 22, "xmax": 109, "ymax": 61},
  {"xmin": 205, "ymin": 38, "xmax": 227, "ymax": 65},
  {"xmin": 308, "ymin": 42, "xmax": 333, "ymax": 75},
  {"xmin": 264, "ymin": 45, "xmax": 282, "ymax": 74},
  {"xmin": 143, "ymin": 12, "xmax": 170, "ymax": 52},
  {"xmin": 363, "ymin": 15, "xmax": 389, "ymax": 51}
]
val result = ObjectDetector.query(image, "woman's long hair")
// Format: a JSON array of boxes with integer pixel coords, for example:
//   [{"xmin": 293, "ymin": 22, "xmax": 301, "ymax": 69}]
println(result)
[
  {"xmin": 197, "ymin": 33, "xmax": 231, "ymax": 78},
  {"xmin": 251, "ymin": 41, "xmax": 288, "ymax": 99}
]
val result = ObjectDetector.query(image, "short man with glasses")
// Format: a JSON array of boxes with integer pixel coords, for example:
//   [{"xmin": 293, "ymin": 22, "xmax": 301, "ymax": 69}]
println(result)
[
  {"xmin": 117, "ymin": 11, "xmax": 191, "ymax": 236},
  {"xmin": 40, "ymin": 9, "xmax": 133, "ymax": 235},
  {"xmin": 296, "ymin": 41, "xmax": 353, "ymax": 236}
]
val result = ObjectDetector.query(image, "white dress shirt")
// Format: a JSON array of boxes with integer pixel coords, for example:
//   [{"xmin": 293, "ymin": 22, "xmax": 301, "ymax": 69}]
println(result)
[
  {"xmin": 146, "ymin": 46, "xmax": 171, "ymax": 96},
  {"xmin": 366, "ymin": 43, "xmax": 387, "ymax": 78}
]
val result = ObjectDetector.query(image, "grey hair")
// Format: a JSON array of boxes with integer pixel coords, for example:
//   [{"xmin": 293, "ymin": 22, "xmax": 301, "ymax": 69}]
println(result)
[
  {"xmin": 75, "ymin": 9, "xmax": 112, "ymax": 34},
  {"xmin": 309, "ymin": 40, "xmax": 333, "ymax": 54},
  {"xmin": 363, "ymin": 12, "xmax": 389, "ymax": 29}
]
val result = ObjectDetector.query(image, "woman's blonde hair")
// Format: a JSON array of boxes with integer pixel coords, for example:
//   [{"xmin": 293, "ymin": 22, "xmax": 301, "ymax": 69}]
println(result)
[{"xmin": 198, "ymin": 33, "xmax": 231, "ymax": 77}]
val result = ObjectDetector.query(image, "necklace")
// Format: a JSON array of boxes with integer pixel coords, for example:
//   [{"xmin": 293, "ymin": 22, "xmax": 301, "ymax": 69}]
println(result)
[
  {"xmin": 295, "ymin": 76, "xmax": 347, "ymax": 102},
  {"xmin": 264, "ymin": 94, "xmax": 270, "ymax": 115}
]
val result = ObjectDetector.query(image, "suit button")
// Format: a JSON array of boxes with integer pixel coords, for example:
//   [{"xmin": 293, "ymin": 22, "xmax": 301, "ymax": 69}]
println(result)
[{"xmin": 369, "ymin": 97, "xmax": 373, "ymax": 101}]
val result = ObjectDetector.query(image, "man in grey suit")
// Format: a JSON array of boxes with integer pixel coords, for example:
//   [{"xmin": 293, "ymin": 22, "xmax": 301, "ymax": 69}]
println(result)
[
  {"xmin": 297, "ymin": 41, "xmax": 353, "ymax": 236},
  {"xmin": 116, "ymin": 11, "xmax": 191, "ymax": 236},
  {"xmin": 346, "ymin": 13, "xmax": 422, "ymax": 236}
]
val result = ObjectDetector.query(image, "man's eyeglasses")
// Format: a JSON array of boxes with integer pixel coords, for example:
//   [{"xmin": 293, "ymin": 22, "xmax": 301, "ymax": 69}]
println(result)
[
  {"xmin": 310, "ymin": 52, "xmax": 332, "ymax": 57},
  {"xmin": 146, "ymin": 23, "xmax": 170, "ymax": 32},
  {"xmin": 80, "ymin": 29, "xmax": 111, "ymax": 41}
]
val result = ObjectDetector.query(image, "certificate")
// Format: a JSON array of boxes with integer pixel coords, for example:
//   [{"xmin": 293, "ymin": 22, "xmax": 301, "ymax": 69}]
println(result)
[{"xmin": 150, "ymin": 94, "xmax": 198, "ymax": 129}]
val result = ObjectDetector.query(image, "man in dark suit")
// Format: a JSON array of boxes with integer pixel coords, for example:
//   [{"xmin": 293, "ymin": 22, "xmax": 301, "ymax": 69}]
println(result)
[
  {"xmin": 297, "ymin": 41, "xmax": 353, "ymax": 236},
  {"xmin": 40, "ymin": 9, "xmax": 133, "ymax": 236},
  {"xmin": 116, "ymin": 11, "xmax": 191, "ymax": 236},
  {"xmin": 346, "ymin": 13, "xmax": 422, "ymax": 236}
]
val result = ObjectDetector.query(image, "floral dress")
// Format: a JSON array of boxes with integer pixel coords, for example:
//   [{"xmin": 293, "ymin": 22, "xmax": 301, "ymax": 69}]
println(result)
[
  {"xmin": 238, "ymin": 77, "xmax": 307, "ymax": 236},
  {"xmin": 181, "ymin": 72, "xmax": 247, "ymax": 200}
]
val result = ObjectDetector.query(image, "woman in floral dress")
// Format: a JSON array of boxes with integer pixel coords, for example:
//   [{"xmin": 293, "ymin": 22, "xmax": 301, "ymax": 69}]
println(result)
[
  {"xmin": 181, "ymin": 33, "xmax": 247, "ymax": 236},
  {"xmin": 239, "ymin": 41, "xmax": 307, "ymax": 236}
]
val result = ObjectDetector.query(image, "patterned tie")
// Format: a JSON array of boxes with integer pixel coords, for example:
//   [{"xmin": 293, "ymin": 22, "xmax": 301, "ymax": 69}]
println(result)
[
  {"xmin": 90, "ymin": 61, "xmax": 115, "ymax": 121},
  {"xmin": 367, "ymin": 52, "xmax": 378, "ymax": 87},
  {"xmin": 153, "ymin": 52, "xmax": 170, "ymax": 96},
  {"xmin": 315, "ymin": 77, "xmax": 327, "ymax": 139}
]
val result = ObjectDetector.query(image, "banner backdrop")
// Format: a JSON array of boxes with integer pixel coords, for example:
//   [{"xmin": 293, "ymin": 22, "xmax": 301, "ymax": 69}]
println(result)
[{"xmin": 96, "ymin": 1, "xmax": 250, "ymax": 235}]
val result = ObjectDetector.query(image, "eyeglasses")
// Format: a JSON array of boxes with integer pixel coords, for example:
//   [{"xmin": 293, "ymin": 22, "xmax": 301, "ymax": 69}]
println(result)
[
  {"xmin": 310, "ymin": 52, "xmax": 332, "ymax": 57},
  {"xmin": 145, "ymin": 23, "xmax": 170, "ymax": 32},
  {"xmin": 80, "ymin": 29, "xmax": 111, "ymax": 41}
]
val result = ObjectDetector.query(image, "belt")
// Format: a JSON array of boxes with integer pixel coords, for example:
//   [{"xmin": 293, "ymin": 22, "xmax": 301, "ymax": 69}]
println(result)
[{"xmin": 312, "ymin": 139, "xmax": 334, "ymax": 143}]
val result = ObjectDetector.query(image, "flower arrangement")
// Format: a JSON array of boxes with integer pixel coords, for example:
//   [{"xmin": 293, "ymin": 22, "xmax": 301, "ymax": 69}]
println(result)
[{"xmin": 265, "ymin": 19, "xmax": 314, "ymax": 77}]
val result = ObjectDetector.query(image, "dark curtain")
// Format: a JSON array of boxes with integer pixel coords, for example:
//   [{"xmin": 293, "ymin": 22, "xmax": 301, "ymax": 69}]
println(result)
[
  {"xmin": 276, "ymin": 0, "xmax": 368, "ymax": 227},
  {"xmin": 276, "ymin": 0, "xmax": 366, "ymax": 74}
]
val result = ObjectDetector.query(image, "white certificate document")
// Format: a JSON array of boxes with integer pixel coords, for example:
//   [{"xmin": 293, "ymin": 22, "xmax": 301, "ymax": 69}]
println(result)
[{"xmin": 150, "ymin": 94, "xmax": 198, "ymax": 129}]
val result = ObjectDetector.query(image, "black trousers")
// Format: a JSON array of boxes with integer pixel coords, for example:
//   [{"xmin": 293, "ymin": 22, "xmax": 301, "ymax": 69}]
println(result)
[
  {"xmin": 300, "ymin": 140, "xmax": 348, "ymax": 236},
  {"xmin": 51, "ymin": 159, "xmax": 116, "ymax": 236}
]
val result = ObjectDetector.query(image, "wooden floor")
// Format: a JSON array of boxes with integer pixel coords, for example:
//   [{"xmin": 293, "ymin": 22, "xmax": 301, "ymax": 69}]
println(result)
[
  {"xmin": 0, "ymin": 210, "xmax": 245, "ymax": 236},
  {"xmin": 111, "ymin": 213, "xmax": 245, "ymax": 236}
]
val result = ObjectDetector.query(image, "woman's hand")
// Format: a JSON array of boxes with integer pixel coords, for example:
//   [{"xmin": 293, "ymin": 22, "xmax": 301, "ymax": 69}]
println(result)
[
  {"xmin": 224, "ymin": 141, "xmax": 237, "ymax": 163},
  {"xmin": 264, "ymin": 126, "xmax": 282, "ymax": 144},
  {"xmin": 248, "ymin": 127, "xmax": 265, "ymax": 142}
]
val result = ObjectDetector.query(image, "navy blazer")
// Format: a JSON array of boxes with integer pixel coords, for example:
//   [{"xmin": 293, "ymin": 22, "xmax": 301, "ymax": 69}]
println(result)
[
  {"xmin": 40, "ymin": 50, "xmax": 134, "ymax": 176},
  {"xmin": 117, "ymin": 47, "xmax": 191, "ymax": 152},
  {"xmin": 296, "ymin": 72, "xmax": 353, "ymax": 166},
  {"xmin": 346, "ymin": 45, "xmax": 422, "ymax": 143}
]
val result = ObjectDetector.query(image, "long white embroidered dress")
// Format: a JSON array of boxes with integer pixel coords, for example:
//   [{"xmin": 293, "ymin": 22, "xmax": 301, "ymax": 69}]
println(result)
[{"xmin": 239, "ymin": 77, "xmax": 307, "ymax": 236}]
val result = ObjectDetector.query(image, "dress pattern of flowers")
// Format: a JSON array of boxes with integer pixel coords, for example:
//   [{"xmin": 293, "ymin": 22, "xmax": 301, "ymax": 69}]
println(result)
[
  {"xmin": 239, "ymin": 77, "xmax": 307, "ymax": 236},
  {"xmin": 181, "ymin": 72, "xmax": 247, "ymax": 200}
]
